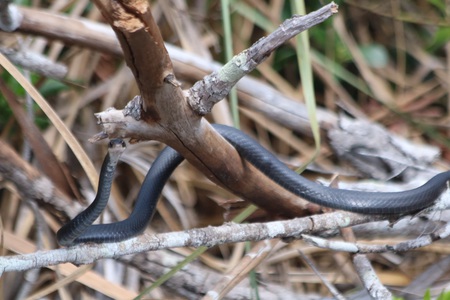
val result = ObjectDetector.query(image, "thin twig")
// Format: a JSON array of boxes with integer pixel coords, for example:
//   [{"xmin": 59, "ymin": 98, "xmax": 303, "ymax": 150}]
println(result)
[
  {"xmin": 0, "ymin": 47, "xmax": 67, "ymax": 79},
  {"xmin": 353, "ymin": 254, "xmax": 392, "ymax": 300},
  {"xmin": 298, "ymin": 250, "xmax": 346, "ymax": 300},
  {"xmin": 302, "ymin": 220, "xmax": 450, "ymax": 253}
]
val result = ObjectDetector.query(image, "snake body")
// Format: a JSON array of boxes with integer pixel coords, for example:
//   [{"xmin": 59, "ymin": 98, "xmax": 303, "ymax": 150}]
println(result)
[
  {"xmin": 56, "ymin": 139, "xmax": 126, "ymax": 246},
  {"xmin": 59, "ymin": 147, "xmax": 183, "ymax": 244},
  {"xmin": 57, "ymin": 125, "xmax": 450, "ymax": 246}
]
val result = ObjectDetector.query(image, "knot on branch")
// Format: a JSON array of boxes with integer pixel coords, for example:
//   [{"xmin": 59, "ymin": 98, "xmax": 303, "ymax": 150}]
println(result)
[{"xmin": 123, "ymin": 95, "xmax": 143, "ymax": 120}]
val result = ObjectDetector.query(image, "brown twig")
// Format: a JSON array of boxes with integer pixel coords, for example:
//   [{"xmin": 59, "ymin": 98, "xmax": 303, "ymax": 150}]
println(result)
[
  {"xmin": 202, "ymin": 240, "xmax": 278, "ymax": 299},
  {"xmin": 0, "ymin": 76, "xmax": 79, "ymax": 199},
  {"xmin": 298, "ymin": 250, "xmax": 346, "ymax": 300},
  {"xmin": 0, "ymin": 140, "xmax": 78, "ymax": 221}
]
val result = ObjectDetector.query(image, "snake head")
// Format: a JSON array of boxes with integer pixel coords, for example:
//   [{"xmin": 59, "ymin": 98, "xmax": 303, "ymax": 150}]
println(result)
[{"xmin": 108, "ymin": 139, "xmax": 126, "ymax": 150}]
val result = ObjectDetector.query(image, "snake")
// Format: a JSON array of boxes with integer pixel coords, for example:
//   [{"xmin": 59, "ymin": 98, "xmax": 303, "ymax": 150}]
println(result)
[
  {"xmin": 57, "ymin": 124, "xmax": 450, "ymax": 246},
  {"xmin": 56, "ymin": 139, "xmax": 126, "ymax": 246}
]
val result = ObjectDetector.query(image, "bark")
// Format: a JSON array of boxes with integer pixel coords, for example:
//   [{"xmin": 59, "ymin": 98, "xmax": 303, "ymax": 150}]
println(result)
[
  {"xmin": 87, "ymin": 0, "xmax": 338, "ymax": 218},
  {"xmin": 0, "ymin": 211, "xmax": 386, "ymax": 273}
]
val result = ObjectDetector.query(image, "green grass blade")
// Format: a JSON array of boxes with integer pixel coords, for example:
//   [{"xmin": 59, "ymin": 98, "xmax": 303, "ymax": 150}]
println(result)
[
  {"xmin": 291, "ymin": 0, "xmax": 321, "ymax": 172},
  {"xmin": 222, "ymin": 0, "xmax": 240, "ymax": 128},
  {"xmin": 136, "ymin": 204, "xmax": 258, "ymax": 298}
]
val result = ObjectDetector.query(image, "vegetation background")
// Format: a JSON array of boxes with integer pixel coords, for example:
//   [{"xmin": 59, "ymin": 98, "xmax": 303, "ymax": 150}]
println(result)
[{"xmin": 1, "ymin": 0, "xmax": 450, "ymax": 299}]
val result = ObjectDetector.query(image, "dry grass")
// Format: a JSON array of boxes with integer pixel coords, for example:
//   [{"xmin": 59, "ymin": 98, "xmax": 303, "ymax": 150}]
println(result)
[{"xmin": 1, "ymin": 0, "xmax": 450, "ymax": 299}]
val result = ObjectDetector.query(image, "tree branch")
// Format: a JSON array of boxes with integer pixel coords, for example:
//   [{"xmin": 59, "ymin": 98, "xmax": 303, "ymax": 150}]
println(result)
[
  {"xmin": 4, "ymin": 4, "xmax": 338, "ymax": 135},
  {"xmin": 88, "ymin": 1, "xmax": 308, "ymax": 219},
  {"xmin": 301, "ymin": 218, "xmax": 450, "ymax": 253},
  {"xmin": 92, "ymin": 97, "xmax": 321, "ymax": 218},
  {"xmin": 93, "ymin": 0, "xmax": 174, "ymax": 117},
  {"xmin": 189, "ymin": 2, "xmax": 338, "ymax": 115},
  {"xmin": 0, "ymin": 140, "xmax": 79, "ymax": 221},
  {"xmin": 0, "ymin": 211, "xmax": 385, "ymax": 274}
]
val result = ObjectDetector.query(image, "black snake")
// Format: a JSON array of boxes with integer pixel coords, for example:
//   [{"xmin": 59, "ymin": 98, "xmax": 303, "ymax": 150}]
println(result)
[{"xmin": 57, "ymin": 125, "xmax": 450, "ymax": 246}]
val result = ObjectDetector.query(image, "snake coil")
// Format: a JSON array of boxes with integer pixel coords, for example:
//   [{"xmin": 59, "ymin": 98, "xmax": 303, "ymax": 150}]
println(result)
[{"xmin": 57, "ymin": 125, "xmax": 450, "ymax": 246}]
